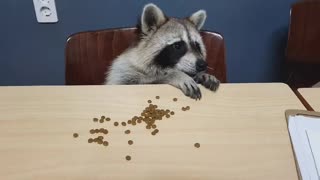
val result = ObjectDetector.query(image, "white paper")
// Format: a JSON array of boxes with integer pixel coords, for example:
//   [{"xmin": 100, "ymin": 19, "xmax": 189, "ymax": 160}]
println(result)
[
  {"xmin": 306, "ymin": 130, "xmax": 320, "ymax": 178},
  {"xmin": 288, "ymin": 115, "xmax": 320, "ymax": 180}
]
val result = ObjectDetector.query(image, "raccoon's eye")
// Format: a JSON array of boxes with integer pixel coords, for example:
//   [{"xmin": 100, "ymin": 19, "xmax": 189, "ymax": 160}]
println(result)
[{"xmin": 173, "ymin": 43, "xmax": 182, "ymax": 50}]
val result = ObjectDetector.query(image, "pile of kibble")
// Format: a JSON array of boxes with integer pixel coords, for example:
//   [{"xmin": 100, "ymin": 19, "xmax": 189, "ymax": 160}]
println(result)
[{"xmin": 73, "ymin": 96, "xmax": 199, "ymax": 161}]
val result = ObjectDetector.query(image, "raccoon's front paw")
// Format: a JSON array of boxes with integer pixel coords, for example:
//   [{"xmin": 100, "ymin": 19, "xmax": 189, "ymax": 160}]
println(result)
[
  {"xmin": 179, "ymin": 78, "xmax": 202, "ymax": 100},
  {"xmin": 194, "ymin": 73, "xmax": 220, "ymax": 92}
]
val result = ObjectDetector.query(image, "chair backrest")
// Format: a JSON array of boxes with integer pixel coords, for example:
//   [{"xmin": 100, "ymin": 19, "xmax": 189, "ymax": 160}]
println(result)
[
  {"xmin": 286, "ymin": 1, "xmax": 320, "ymax": 64},
  {"xmin": 65, "ymin": 27, "xmax": 227, "ymax": 85}
]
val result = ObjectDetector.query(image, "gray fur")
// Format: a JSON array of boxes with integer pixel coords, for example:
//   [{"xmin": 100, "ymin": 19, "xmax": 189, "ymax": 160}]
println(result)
[{"xmin": 105, "ymin": 3, "xmax": 219, "ymax": 99}]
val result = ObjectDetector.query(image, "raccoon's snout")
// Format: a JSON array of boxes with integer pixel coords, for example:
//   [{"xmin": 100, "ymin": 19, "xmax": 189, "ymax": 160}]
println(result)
[{"xmin": 196, "ymin": 59, "xmax": 208, "ymax": 72}]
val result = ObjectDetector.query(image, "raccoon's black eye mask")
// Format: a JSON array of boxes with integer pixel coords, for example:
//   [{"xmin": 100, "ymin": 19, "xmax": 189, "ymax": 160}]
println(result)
[{"xmin": 154, "ymin": 41, "xmax": 187, "ymax": 68}]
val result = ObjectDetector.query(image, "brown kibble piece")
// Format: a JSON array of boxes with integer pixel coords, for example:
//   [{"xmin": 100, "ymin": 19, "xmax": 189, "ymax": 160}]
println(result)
[
  {"xmin": 121, "ymin": 122, "xmax": 127, "ymax": 126},
  {"xmin": 128, "ymin": 140, "xmax": 133, "ymax": 145},
  {"xmin": 146, "ymin": 125, "xmax": 151, "ymax": 129},
  {"xmin": 103, "ymin": 141, "xmax": 109, "ymax": 146},
  {"xmin": 173, "ymin": 98, "xmax": 178, "ymax": 102},
  {"xmin": 137, "ymin": 119, "xmax": 142, "ymax": 123},
  {"xmin": 73, "ymin": 133, "xmax": 79, "ymax": 138},
  {"xmin": 125, "ymin": 130, "xmax": 131, "ymax": 134},
  {"xmin": 103, "ymin": 129, "xmax": 108, "ymax": 134},
  {"xmin": 90, "ymin": 129, "xmax": 95, "ymax": 134},
  {"xmin": 101, "ymin": 116, "xmax": 105, "ymax": 119},
  {"xmin": 88, "ymin": 138, "xmax": 93, "ymax": 143},
  {"xmin": 148, "ymin": 100, "xmax": 152, "ymax": 103},
  {"xmin": 194, "ymin": 143, "xmax": 200, "ymax": 148},
  {"xmin": 128, "ymin": 120, "xmax": 132, "ymax": 124},
  {"xmin": 99, "ymin": 119, "xmax": 104, "ymax": 123},
  {"xmin": 182, "ymin": 107, "xmax": 186, "ymax": 111},
  {"xmin": 98, "ymin": 136, "xmax": 104, "ymax": 140},
  {"xmin": 186, "ymin": 106, "xmax": 190, "ymax": 110},
  {"xmin": 97, "ymin": 140, "xmax": 103, "ymax": 144},
  {"xmin": 170, "ymin": 111, "xmax": 175, "ymax": 115},
  {"xmin": 166, "ymin": 114, "xmax": 170, "ymax": 118},
  {"xmin": 152, "ymin": 124, "xmax": 157, "ymax": 129},
  {"xmin": 151, "ymin": 129, "xmax": 159, "ymax": 135},
  {"xmin": 125, "ymin": 155, "xmax": 131, "ymax": 161},
  {"xmin": 156, "ymin": 96, "xmax": 160, "ymax": 99},
  {"xmin": 106, "ymin": 117, "xmax": 111, "ymax": 121},
  {"xmin": 93, "ymin": 118, "xmax": 99, "ymax": 122},
  {"xmin": 114, "ymin": 122, "xmax": 119, "ymax": 126}
]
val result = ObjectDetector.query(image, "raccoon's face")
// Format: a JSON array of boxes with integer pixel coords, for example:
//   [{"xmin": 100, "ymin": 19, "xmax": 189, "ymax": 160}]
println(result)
[{"xmin": 139, "ymin": 4, "xmax": 208, "ymax": 76}]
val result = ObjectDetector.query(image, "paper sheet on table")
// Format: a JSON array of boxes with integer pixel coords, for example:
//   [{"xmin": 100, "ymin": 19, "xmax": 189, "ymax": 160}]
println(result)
[{"xmin": 288, "ymin": 115, "xmax": 320, "ymax": 180}]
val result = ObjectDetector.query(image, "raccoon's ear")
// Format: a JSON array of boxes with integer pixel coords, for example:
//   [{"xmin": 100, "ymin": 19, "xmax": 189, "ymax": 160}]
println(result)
[
  {"xmin": 141, "ymin": 3, "xmax": 166, "ymax": 34},
  {"xmin": 188, "ymin": 10, "xmax": 207, "ymax": 30}
]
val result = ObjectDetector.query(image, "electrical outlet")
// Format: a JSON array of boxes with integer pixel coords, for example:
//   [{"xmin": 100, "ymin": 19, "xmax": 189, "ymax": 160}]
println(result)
[{"xmin": 33, "ymin": 0, "xmax": 58, "ymax": 23}]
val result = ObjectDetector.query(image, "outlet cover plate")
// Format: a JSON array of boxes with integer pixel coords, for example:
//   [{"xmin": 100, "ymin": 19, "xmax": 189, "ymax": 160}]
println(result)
[{"xmin": 33, "ymin": 0, "xmax": 58, "ymax": 23}]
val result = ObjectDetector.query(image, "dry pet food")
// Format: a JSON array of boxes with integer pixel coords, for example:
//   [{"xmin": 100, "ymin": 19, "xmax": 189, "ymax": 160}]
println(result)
[
  {"xmin": 103, "ymin": 141, "xmax": 109, "ymax": 146},
  {"xmin": 73, "ymin": 133, "xmax": 79, "ymax": 138},
  {"xmin": 128, "ymin": 140, "xmax": 133, "ymax": 145},
  {"xmin": 82, "ymin": 96, "xmax": 195, "ymax": 161},
  {"xmin": 125, "ymin": 155, "xmax": 131, "ymax": 161},
  {"xmin": 151, "ymin": 129, "xmax": 159, "ymax": 135},
  {"xmin": 181, "ymin": 106, "xmax": 190, "ymax": 111}
]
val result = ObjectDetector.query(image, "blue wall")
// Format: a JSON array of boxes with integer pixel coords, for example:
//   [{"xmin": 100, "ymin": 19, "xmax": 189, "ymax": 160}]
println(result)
[{"xmin": 0, "ymin": 0, "xmax": 296, "ymax": 85}]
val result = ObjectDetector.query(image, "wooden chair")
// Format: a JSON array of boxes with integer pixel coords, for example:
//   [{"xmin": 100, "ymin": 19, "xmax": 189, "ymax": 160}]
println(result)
[
  {"xmin": 285, "ymin": 1, "xmax": 320, "ymax": 89},
  {"xmin": 65, "ymin": 27, "xmax": 227, "ymax": 85}
]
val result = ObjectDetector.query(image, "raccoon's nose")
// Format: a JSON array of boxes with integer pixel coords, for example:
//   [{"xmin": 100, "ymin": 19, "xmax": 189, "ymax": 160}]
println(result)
[{"xmin": 196, "ymin": 59, "xmax": 208, "ymax": 72}]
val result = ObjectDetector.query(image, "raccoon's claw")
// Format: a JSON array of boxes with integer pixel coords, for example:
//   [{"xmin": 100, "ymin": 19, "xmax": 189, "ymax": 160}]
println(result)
[
  {"xmin": 180, "ymin": 79, "xmax": 202, "ymax": 100},
  {"xmin": 195, "ymin": 73, "xmax": 220, "ymax": 92}
]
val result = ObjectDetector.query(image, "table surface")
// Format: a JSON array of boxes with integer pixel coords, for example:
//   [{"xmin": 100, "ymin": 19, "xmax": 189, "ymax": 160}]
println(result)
[
  {"xmin": 298, "ymin": 87, "xmax": 320, "ymax": 111},
  {"xmin": 0, "ymin": 83, "xmax": 304, "ymax": 180}
]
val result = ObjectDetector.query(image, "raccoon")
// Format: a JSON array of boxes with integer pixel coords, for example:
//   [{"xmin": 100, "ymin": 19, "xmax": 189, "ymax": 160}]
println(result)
[{"xmin": 105, "ymin": 3, "xmax": 220, "ymax": 100}]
